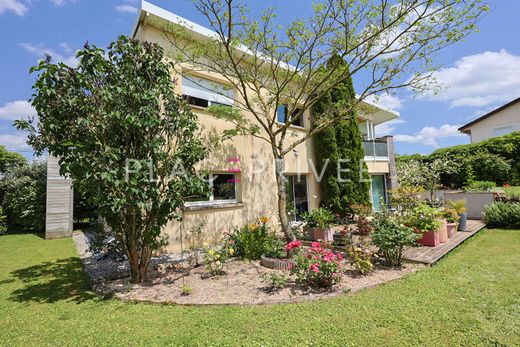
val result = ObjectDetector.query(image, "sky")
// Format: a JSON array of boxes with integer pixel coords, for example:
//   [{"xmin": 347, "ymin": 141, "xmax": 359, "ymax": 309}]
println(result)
[{"xmin": 1, "ymin": 0, "xmax": 520, "ymax": 158}]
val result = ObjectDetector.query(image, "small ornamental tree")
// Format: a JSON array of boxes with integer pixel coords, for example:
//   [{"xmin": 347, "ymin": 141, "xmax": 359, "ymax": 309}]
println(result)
[
  {"xmin": 313, "ymin": 56, "xmax": 371, "ymax": 215},
  {"xmin": 16, "ymin": 36, "xmax": 208, "ymax": 283}
]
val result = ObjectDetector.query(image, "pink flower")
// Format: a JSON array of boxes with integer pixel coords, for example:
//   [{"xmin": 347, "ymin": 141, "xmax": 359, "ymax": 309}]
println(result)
[
  {"xmin": 285, "ymin": 240, "xmax": 302, "ymax": 251},
  {"xmin": 311, "ymin": 241, "xmax": 321, "ymax": 248},
  {"xmin": 309, "ymin": 263, "xmax": 320, "ymax": 273}
]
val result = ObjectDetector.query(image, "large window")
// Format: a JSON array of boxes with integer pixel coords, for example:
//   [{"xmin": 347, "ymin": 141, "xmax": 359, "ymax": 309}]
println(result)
[
  {"xmin": 277, "ymin": 105, "xmax": 304, "ymax": 127},
  {"xmin": 186, "ymin": 173, "xmax": 238, "ymax": 206},
  {"xmin": 285, "ymin": 175, "xmax": 309, "ymax": 221},
  {"xmin": 182, "ymin": 75, "xmax": 234, "ymax": 108}
]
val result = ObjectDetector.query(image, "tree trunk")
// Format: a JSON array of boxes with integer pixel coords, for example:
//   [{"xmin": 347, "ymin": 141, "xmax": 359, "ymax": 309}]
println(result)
[{"xmin": 274, "ymin": 157, "xmax": 295, "ymax": 243}]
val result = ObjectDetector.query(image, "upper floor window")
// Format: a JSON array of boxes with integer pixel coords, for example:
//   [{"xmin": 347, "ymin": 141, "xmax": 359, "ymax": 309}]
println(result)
[
  {"xmin": 277, "ymin": 104, "xmax": 304, "ymax": 127},
  {"xmin": 182, "ymin": 75, "xmax": 234, "ymax": 108},
  {"xmin": 493, "ymin": 126, "xmax": 513, "ymax": 137}
]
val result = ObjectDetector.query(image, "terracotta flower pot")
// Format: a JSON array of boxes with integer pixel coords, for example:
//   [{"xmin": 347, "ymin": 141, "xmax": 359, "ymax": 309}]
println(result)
[
  {"xmin": 446, "ymin": 222, "xmax": 457, "ymax": 238},
  {"xmin": 415, "ymin": 228, "xmax": 440, "ymax": 247},
  {"xmin": 312, "ymin": 227, "xmax": 333, "ymax": 241},
  {"xmin": 438, "ymin": 219, "xmax": 448, "ymax": 243}
]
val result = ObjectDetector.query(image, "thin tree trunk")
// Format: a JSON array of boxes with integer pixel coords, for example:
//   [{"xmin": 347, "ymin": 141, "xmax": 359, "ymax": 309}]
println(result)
[{"xmin": 274, "ymin": 156, "xmax": 295, "ymax": 243}]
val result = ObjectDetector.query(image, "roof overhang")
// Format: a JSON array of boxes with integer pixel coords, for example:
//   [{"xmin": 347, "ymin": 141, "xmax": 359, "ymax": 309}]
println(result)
[{"xmin": 131, "ymin": 1, "xmax": 400, "ymax": 122}]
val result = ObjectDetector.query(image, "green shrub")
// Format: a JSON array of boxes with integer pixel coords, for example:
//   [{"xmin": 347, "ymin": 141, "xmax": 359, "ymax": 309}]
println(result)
[
  {"xmin": 403, "ymin": 203, "xmax": 441, "ymax": 232},
  {"xmin": 0, "ymin": 160, "xmax": 46, "ymax": 232},
  {"xmin": 371, "ymin": 213, "xmax": 419, "ymax": 267},
  {"xmin": 483, "ymin": 202, "xmax": 520, "ymax": 229},
  {"xmin": 224, "ymin": 217, "xmax": 276, "ymax": 260},
  {"xmin": 261, "ymin": 272, "xmax": 288, "ymax": 291},
  {"xmin": 291, "ymin": 241, "xmax": 343, "ymax": 288},
  {"xmin": 302, "ymin": 208, "xmax": 334, "ymax": 228},
  {"xmin": 0, "ymin": 207, "xmax": 6, "ymax": 235},
  {"xmin": 465, "ymin": 180, "xmax": 496, "ymax": 192}
]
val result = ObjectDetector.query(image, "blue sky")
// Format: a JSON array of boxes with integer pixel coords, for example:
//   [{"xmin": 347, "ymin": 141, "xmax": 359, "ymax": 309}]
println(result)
[{"xmin": 1, "ymin": 0, "xmax": 520, "ymax": 157}]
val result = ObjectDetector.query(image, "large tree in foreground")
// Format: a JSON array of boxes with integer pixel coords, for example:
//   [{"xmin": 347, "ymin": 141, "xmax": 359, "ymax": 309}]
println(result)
[
  {"xmin": 165, "ymin": 0, "xmax": 487, "ymax": 242},
  {"xmin": 16, "ymin": 37, "xmax": 208, "ymax": 283}
]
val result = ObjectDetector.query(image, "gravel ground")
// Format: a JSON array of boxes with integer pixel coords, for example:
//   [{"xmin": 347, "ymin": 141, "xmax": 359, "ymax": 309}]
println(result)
[{"xmin": 73, "ymin": 230, "xmax": 424, "ymax": 305}]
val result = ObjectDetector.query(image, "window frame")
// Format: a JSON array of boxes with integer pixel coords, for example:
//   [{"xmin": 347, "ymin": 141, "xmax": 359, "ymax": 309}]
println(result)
[
  {"xmin": 276, "ymin": 104, "xmax": 305, "ymax": 128},
  {"xmin": 184, "ymin": 172, "xmax": 239, "ymax": 207},
  {"xmin": 181, "ymin": 74, "xmax": 235, "ymax": 108}
]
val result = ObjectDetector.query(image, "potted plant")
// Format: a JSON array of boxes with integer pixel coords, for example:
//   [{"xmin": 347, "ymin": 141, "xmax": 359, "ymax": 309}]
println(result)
[
  {"xmin": 442, "ymin": 206, "xmax": 460, "ymax": 238},
  {"xmin": 405, "ymin": 203, "xmax": 442, "ymax": 247},
  {"xmin": 450, "ymin": 200, "xmax": 468, "ymax": 231},
  {"xmin": 302, "ymin": 208, "xmax": 335, "ymax": 241},
  {"xmin": 437, "ymin": 217, "xmax": 448, "ymax": 243}
]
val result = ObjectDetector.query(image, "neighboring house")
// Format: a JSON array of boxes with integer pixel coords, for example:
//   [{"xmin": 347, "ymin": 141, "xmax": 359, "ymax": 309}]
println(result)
[
  {"xmin": 459, "ymin": 96, "xmax": 520, "ymax": 143},
  {"xmin": 45, "ymin": 1, "xmax": 400, "ymax": 250}
]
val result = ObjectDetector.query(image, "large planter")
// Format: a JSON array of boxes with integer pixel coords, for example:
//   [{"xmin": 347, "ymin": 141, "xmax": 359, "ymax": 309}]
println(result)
[
  {"xmin": 458, "ymin": 213, "xmax": 468, "ymax": 231},
  {"xmin": 312, "ymin": 227, "xmax": 334, "ymax": 242},
  {"xmin": 438, "ymin": 219, "xmax": 448, "ymax": 243},
  {"xmin": 415, "ymin": 228, "xmax": 440, "ymax": 247},
  {"xmin": 447, "ymin": 222, "xmax": 457, "ymax": 238},
  {"xmin": 260, "ymin": 255, "xmax": 295, "ymax": 270}
]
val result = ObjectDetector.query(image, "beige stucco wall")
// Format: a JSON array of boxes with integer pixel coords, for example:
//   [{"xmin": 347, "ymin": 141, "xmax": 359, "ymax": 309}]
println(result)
[
  {"xmin": 465, "ymin": 102, "xmax": 520, "ymax": 143},
  {"xmin": 139, "ymin": 23, "xmax": 390, "ymax": 252}
]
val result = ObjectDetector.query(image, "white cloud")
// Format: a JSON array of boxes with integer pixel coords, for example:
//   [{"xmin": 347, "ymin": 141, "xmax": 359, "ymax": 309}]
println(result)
[
  {"xmin": 49, "ymin": 0, "xmax": 77, "ymax": 7},
  {"xmin": 0, "ymin": 100, "xmax": 36, "ymax": 121},
  {"xmin": 0, "ymin": 133, "xmax": 30, "ymax": 151},
  {"xmin": 19, "ymin": 42, "xmax": 78, "ymax": 67},
  {"xmin": 366, "ymin": 93, "xmax": 403, "ymax": 111},
  {"xmin": 0, "ymin": 0, "xmax": 28, "ymax": 16},
  {"xmin": 425, "ymin": 50, "xmax": 520, "ymax": 108},
  {"xmin": 375, "ymin": 119, "xmax": 406, "ymax": 136},
  {"xmin": 394, "ymin": 124, "xmax": 464, "ymax": 148},
  {"xmin": 115, "ymin": 4, "xmax": 137, "ymax": 13}
]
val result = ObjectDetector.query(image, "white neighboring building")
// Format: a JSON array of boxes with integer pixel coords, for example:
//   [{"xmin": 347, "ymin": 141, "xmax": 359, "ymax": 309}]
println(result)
[{"xmin": 459, "ymin": 97, "xmax": 520, "ymax": 143}]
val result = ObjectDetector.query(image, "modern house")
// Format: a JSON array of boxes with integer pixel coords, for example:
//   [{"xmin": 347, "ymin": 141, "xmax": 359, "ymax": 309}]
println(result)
[
  {"xmin": 459, "ymin": 96, "xmax": 520, "ymax": 143},
  {"xmin": 45, "ymin": 1, "xmax": 400, "ymax": 251}
]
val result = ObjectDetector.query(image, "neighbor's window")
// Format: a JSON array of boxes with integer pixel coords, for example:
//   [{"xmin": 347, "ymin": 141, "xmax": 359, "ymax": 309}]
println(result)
[
  {"xmin": 185, "ymin": 173, "xmax": 238, "ymax": 206},
  {"xmin": 493, "ymin": 126, "xmax": 514, "ymax": 137},
  {"xmin": 276, "ymin": 104, "xmax": 304, "ymax": 127},
  {"xmin": 182, "ymin": 75, "xmax": 234, "ymax": 108}
]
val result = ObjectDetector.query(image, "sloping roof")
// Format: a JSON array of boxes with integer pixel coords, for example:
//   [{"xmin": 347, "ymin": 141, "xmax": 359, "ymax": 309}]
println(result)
[
  {"xmin": 459, "ymin": 96, "xmax": 520, "ymax": 133},
  {"xmin": 131, "ymin": 1, "xmax": 399, "ymax": 123}
]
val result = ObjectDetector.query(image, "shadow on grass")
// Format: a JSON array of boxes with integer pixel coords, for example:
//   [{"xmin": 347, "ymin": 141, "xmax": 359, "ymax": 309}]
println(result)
[{"xmin": 9, "ymin": 257, "xmax": 96, "ymax": 304}]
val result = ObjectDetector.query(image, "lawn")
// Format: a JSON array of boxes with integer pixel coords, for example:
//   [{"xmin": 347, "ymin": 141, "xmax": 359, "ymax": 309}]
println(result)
[
  {"xmin": 503, "ymin": 186, "xmax": 520, "ymax": 197},
  {"xmin": 1, "ymin": 230, "xmax": 519, "ymax": 346}
]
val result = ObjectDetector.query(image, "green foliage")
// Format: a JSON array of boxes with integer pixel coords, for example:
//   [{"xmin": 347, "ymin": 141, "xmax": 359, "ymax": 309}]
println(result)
[
  {"xmin": 442, "ymin": 207, "xmax": 460, "ymax": 224},
  {"xmin": 302, "ymin": 207, "xmax": 334, "ymax": 229},
  {"xmin": 398, "ymin": 132, "xmax": 520, "ymax": 187},
  {"xmin": 202, "ymin": 244, "xmax": 229, "ymax": 276},
  {"xmin": 291, "ymin": 241, "xmax": 343, "ymax": 288},
  {"xmin": 371, "ymin": 213, "xmax": 419, "ymax": 267},
  {"xmin": 0, "ymin": 145, "xmax": 26, "ymax": 174},
  {"xmin": 0, "ymin": 207, "xmax": 7, "ymax": 235},
  {"xmin": 224, "ymin": 217, "xmax": 276, "ymax": 260},
  {"xmin": 313, "ymin": 56, "xmax": 371, "ymax": 215},
  {"xmin": 185, "ymin": 221, "xmax": 207, "ymax": 267},
  {"xmin": 403, "ymin": 203, "xmax": 441, "ymax": 232},
  {"xmin": 0, "ymin": 160, "xmax": 46, "ymax": 232},
  {"xmin": 464, "ymin": 180, "xmax": 496, "ymax": 192},
  {"xmin": 448, "ymin": 199, "xmax": 467, "ymax": 214},
  {"xmin": 348, "ymin": 247, "xmax": 374, "ymax": 275},
  {"xmin": 16, "ymin": 36, "xmax": 208, "ymax": 282},
  {"xmin": 483, "ymin": 202, "xmax": 520, "ymax": 229},
  {"xmin": 179, "ymin": 284, "xmax": 192, "ymax": 296},
  {"xmin": 261, "ymin": 271, "xmax": 288, "ymax": 291}
]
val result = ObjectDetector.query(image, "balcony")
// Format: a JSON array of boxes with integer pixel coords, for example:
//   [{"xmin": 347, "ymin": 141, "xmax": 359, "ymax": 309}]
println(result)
[{"xmin": 363, "ymin": 137, "xmax": 389, "ymax": 160}]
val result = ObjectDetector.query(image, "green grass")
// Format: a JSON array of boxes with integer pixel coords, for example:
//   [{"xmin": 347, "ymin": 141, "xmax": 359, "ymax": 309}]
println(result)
[
  {"xmin": 1, "ymin": 231, "xmax": 519, "ymax": 346},
  {"xmin": 503, "ymin": 186, "xmax": 520, "ymax": 198}
]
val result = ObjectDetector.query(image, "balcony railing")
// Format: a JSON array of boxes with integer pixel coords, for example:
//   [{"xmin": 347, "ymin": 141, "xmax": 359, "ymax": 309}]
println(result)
[{"xmin": 363, "ymin": 138, "xmax": 389, "ymax": 159}]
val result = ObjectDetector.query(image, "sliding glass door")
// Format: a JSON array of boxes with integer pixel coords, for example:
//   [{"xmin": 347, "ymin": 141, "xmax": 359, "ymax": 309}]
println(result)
[
  {"xmin": 285, "ymin": 175, "xmax": 309, "ymax": 221},
  {"xmin": 370, "ymin": 175, "xmax": 387, "ymax": 211}
]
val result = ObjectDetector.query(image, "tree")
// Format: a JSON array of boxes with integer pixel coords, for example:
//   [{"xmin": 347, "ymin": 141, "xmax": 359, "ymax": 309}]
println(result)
[
  {"xmin": 0, "ymin": 145, "xmax": 26, "ymax": 175},
  {"xmin": 0, "ymin": 160, "xmax": 46, "ymax": 231},
  {"xmin": 165, "ymin": 0, "xmax": 487, "ymax": 241},
  {"xmin": 16, "ymin": 36, "xmax": 208, "ymax": 283},
  {"xmin": 313, "ymin": 56, "xmax": 370, "ymax": 215}
]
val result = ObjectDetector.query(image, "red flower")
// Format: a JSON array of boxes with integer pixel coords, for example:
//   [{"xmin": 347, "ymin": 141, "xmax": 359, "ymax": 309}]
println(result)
[{"xmin": 285, "ymin": 240, "xmax": 302, "ymax": 251}]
